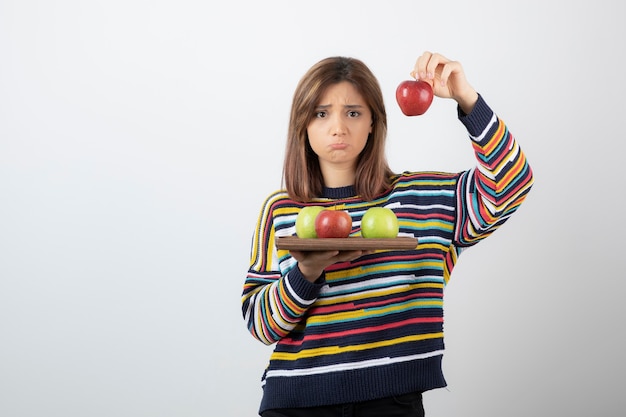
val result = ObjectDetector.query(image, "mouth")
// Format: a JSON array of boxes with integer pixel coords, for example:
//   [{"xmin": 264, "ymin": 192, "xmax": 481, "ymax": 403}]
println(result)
[{"xmin": 329, "ymin": 143, "xmax": 348, "ymax": 150}]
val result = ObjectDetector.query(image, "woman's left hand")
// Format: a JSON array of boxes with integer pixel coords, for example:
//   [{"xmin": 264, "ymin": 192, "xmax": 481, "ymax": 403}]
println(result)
[{"xmin": 410, "ymin": 51, "xmax": 478, "ymax": 114}]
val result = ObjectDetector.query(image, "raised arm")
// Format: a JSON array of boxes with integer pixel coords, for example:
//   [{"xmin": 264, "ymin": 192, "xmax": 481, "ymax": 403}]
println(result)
[
  {"xmin": 411, "ymin": 52, "xmax": 534, "ymax": 245},
  {"xmin": 454, "ymin": 95, "xmax": 534, "ymax": 246}
]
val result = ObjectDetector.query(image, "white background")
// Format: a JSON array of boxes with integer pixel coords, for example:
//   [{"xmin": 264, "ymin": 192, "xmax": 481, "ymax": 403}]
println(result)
[{"xmin": 1, "ymin": 1, "xmax": 624, "ymax": 416}]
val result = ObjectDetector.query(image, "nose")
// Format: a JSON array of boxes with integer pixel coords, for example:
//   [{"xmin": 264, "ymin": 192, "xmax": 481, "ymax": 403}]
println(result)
[{"xmin": 331, "ymin": 115, "xmax": 346, "ymax": 136}]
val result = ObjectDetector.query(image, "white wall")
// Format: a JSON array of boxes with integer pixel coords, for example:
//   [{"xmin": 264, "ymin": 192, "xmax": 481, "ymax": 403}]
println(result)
[{"xmin": 1, "ymin": 1, "xmax": 624, "ymax": 416}]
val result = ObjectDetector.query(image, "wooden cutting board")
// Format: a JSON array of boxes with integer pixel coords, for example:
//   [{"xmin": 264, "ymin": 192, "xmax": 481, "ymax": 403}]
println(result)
[{"xmin": 275, "ymin": 236, "xmax": 418, "ymax": 251}]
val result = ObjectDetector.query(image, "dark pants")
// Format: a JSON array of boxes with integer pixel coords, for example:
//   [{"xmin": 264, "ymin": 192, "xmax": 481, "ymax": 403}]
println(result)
[{"xmin": 261, "ymin": 392, "xmax": 424, "ymax": 417}]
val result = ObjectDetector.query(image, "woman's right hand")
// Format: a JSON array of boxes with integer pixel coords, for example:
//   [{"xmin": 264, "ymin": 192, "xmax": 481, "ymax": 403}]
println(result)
[{"xmin": 290, "ymin": 249, "xmax": 371, "ymax": 282}]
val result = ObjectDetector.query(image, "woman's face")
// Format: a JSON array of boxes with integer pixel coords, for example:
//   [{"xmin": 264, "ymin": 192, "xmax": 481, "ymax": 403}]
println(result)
[{"xmin": 307, "ymin": 81, "xmax": 372, "ymax": 172}]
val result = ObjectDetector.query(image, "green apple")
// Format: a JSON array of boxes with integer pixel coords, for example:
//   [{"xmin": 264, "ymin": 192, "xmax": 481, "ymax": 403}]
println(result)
[
  {"xmin": 295, "ymin": 206, "xmax": 325, "ymax": 238},
  {"xmin": 361, "ymin": 207, "xmax": 399, "ymax": 238}
]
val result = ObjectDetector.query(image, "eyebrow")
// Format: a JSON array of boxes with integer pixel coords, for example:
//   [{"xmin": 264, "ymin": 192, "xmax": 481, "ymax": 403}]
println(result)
[{"xmin": 314, "ymin": 104, "xmax": 365, "ymax": 110}]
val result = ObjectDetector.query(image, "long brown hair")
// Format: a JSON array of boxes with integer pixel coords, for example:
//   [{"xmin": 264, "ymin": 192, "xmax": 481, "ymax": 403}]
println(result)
[{"xmin": 282, "ymin": 56, "xmax": 394, "ymax": 202}]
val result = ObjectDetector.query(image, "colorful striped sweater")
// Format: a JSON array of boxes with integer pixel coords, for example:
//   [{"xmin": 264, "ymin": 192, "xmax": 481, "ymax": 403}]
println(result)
[{"xmin": 242, "ymin": 95, "xmax": 534, "ymax": 413}]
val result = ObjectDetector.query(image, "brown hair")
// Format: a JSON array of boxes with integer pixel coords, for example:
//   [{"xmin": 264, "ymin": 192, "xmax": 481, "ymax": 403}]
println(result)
[{"xmin": 282, "ymin": 56, "xmax": 395, "ymax": 202}]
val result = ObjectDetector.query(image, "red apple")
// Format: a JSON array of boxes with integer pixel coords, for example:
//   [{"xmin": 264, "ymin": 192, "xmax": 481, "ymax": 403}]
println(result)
[
  {"xmin": 315, "ymin": 209, "xmax": 352, "ymax": 238},
  {"xmin": 395, "ymin": 80, "xmax": 433, "ymax": 116}
]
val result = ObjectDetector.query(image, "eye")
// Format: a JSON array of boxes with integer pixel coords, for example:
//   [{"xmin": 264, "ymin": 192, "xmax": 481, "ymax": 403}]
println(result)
[
  {"xmin": 315, "ymin": 111, "xmax": 327, "ymax": 118},
  {"xmin": 348, "ymin": 110, "xmax": 360, "ymax": 118}
]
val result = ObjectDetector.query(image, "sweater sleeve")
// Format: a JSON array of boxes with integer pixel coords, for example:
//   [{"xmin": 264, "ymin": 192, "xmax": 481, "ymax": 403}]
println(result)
[
  {"xmin": 241, "ymin": 193, "xmax": 324, "ymax": 345},
  {"xmin": 453, "ymin": 94, "xmax": 534, "ymax": 247}
]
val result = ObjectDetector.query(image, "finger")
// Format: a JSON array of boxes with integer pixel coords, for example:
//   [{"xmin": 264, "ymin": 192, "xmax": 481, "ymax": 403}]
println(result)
[
  {"xmin": 411, "ymin": 51, "xmax": 432, "ymax": 80},
  {"xmin": 425, "ymin": 52, "xmax": 451, "ymax": 81},
  {"xmin": 438, "ymin": 62, "xmax": 455, "ymax": 87},
  {"xmin": 310, "ymin": 250, "xmax": 341, "ymax": 262},
  {"xmin": 438, "ymin": 60, "xmax": 464, "ymax": 87},
  {"xmin": 288, "ymin": 250, "xmax": 303, "ymax": 262},
  {"xmin": 289, "ymin": 249, "xmax": 339, "ymax": 264},
  {"xmin": 335, "ymin": 250, "xmax": 368, "ymax": 263}
]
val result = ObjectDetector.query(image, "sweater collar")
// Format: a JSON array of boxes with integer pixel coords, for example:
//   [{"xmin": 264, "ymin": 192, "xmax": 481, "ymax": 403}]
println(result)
[{"xmin": 321, "ymin": 185, "xmax": 357, "ymax": 199}]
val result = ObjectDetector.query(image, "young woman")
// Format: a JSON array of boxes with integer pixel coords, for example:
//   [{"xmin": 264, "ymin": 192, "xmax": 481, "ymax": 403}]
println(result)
[{"xmin": 242, "ymin": 52, "xmax": 534, "ymax": 417}]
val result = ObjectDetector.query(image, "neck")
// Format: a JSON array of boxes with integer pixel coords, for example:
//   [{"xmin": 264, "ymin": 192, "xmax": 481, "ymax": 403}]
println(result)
[{"xmin": 320, "ymin": 163, "xmax": 356, "ymax": 188}]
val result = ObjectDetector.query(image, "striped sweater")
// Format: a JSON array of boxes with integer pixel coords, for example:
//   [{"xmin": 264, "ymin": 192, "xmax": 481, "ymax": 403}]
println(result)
[{"xmin": 242, "ymin": 95, "xmax": 534, "ymax": 413}]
